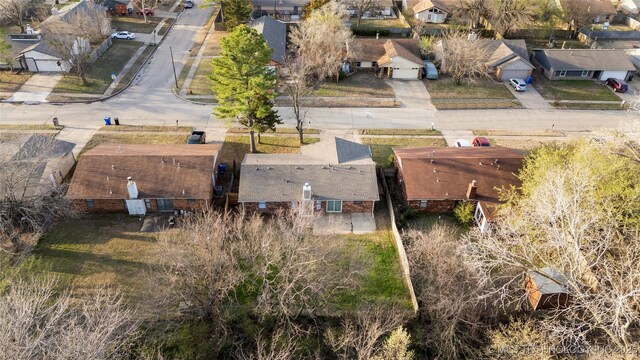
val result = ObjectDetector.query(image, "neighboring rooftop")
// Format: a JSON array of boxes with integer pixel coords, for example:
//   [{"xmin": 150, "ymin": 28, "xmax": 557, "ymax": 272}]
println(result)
[
  {"xmin": 559, "ymin": 0, "xmax": 616, "ymax": 15},
  {"xmin": 535, "ymin": 48, "xmax": 636, "ymax": 71},
  {"xmin": 353, "ymin": 38, "xmax": 422, "ymax": 66},
  {"xmin": 528, "ymin": 267, "xmax": 571, "ymax": 295},
  {"xmin": 67, "ymin": 144, "xmax": 221, "ymax": 200},
  {"xmin": 393, "ymin": 147, "xmax": 523, "ymax": 202},
  {"xmin": 413, "ymin": 0, "xmax": 452, "ymax": 13},
  {"xmin": 250, "ymin": 16, "xmax": 287, "ymax": 64},
  {"xmin": 239, "ymin": 137, "xmax": 379, "ymax": 202}
]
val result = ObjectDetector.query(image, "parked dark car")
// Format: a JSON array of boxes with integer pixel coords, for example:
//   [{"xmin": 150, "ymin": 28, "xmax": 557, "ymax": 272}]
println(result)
[
  {"xmin": 136, "ymin": 8, "xmax": 154, "ymax": 16},
  {"xmin": 472, "ymin": 137, "xmax": 490, "ymax": 147},
  {"xmin": 184, "ymin": 0, "xmax": 194, "ymax": 8},
  {"xmin": 187, "ymin": 131, "xmax": 206, "ymax": 144},
  {"xmin": 606, "ymin": 78, "xmax": 628, "ymax": 93}
]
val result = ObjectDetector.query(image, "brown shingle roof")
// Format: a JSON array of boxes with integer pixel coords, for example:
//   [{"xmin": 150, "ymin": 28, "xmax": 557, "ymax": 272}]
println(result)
[
  {"xmin": 67, "ymin": 144, "xmax": 220, "ymax": 200},
  {"xmin": 353, "ymin": 38, "xmax": 422, "ymax": 66},
  {"xmin": 393, "ymin": 147, "xmax": 523, "ymax": 203}
]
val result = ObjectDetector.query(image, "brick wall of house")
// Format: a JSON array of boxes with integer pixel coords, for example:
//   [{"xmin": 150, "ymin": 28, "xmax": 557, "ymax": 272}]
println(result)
[
  {"xmin": 242, "ymin": 200, "xmax": 375, "ymax": 213},
  {"xmin": 173, "ymin": 199, "xmax": 209, "ymax": 212},
  {"xmin": 342, "ymin": 201, "xmax": 374, "ymax": 213},
  {"xmin": 407, "ymin": 199, "xmax": 458, "ymax": 213},
  {"xmin": 74, "ymin": 198, "xmax": 209, "ymax": 213}
]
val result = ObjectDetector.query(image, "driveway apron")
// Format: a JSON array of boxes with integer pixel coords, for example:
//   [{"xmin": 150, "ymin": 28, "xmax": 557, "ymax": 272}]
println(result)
[
  {"xmin": 7, "ymin": 73, "xmax": 62, "ymax": 103},
  {"xmin": 385, "ymin": 79, "xmax": 433, "ymax": 110}
]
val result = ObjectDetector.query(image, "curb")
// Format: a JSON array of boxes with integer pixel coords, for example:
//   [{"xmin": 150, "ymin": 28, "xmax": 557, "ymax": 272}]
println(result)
[{"xmin": 2, "ymin": 10, "xmax": 184, "ymax": 106}]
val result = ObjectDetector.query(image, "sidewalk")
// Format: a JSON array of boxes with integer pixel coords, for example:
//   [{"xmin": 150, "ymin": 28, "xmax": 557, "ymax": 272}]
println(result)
[{"xmin": 179, "ymin": 19, "xmax": 219, "ymax": 96}]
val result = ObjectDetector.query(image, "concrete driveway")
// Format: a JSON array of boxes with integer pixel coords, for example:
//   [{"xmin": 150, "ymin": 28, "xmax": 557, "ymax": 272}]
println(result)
[
  {"xmin": 385, "ymin": 79, "xmax": 433, "ymax": 110},
  {"xmin": 613, "ymin": 82, "xmax": 640, "ymax": 105},
  {"xmin": 7, "ymin": 73, "xmax": 62, "ymax": 104},
  {"xmin": 504, "ymin": 81, "xmax": 551, "ymax": 109}
]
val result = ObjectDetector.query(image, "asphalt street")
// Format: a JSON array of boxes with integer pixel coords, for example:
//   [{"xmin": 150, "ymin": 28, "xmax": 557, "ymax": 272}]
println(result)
[{"xmin": 0, "ymin": 3, "xmax": 637, "ymax": 134}]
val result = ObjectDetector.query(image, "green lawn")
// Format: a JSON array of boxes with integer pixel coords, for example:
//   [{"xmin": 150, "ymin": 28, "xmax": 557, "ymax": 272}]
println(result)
[
  {"xmin": 113, "ymin": 44, "xmax": 154, "ymax": 93},
  {"xmin": 0, "ymin": 124, "xmax": 62, "ymax": 131},
  {"xmin": 23, "ymin": 215, "xmax": 167, "ymax": 315},
  {"xmin": 360, "ymin": 137, "xmax": 447, "ymax": 167},
  {"xmin": 0, "ymin": 70, "xmax": 32, "ymax": 95},
  {"xmin": 358, "ymin": 128, "xmax": 442, "ymax": 136},
  {"xmin": 532, "ymin": 76, "xmax": 621, "ymax": 101},
  {"xmin": 355, "ymin": 17, "xmax": 410, "ymax": 29},
  {"xmin": 111, "ymin": 16, "xmax": 163, "ymax": 33},
  {"xmin": 314, "ymin": 72, "xmax": 394, "ymax": 98},
  {"xmin": 188, "ymin": 59, "xmax": 214, "ymax": 95},
  {"xmin": 227, "ymin": 127, "xmax": 320, "ymax": 134},
  {"xmin": 158, "ymin": 18, "xmax": 175, "ymax": 36},
  {"xmin": 52, "ymin": 40, "xmax": 142, "ymax": 94},
  {"xmin": 219, "ymin": 135, "xmax": 320, "ymax": 166},
  {"xmin": 425, "ymin": 77, "xmax": 515, "ymax": 99},
  {"xmin": 82, "ymin": 130, "xmax": 190, "ymax": 155}
]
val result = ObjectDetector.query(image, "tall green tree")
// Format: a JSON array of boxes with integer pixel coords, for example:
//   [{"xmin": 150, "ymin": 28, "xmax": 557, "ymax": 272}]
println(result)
[
  {"xmin": 210, "ymin": 25, "xmax": 280, "ymax": 153},
  {"xmin": 0, "ymin": 30, "xmax": 12, "ymax": 68},
  {"xmin": 220, "ymin": 0, "xmax": 251, "ymax": 30}
]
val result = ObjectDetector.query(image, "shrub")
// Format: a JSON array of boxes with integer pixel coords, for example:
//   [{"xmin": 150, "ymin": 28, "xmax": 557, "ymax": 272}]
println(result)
[
  {"xmin": 453, "ymin": 201, "xmax": 475, "ymax": 226},
  {"xmin": 351, "ymin": 28, "xmax": 391, "ymax": 37}
]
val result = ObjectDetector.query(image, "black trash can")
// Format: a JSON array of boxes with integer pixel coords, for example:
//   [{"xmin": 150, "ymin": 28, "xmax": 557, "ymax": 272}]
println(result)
[
  {"xmin": 52, "ymin": 117, "xmax": 59, "ymax": 126},
  {"xmin": 114, "ymin": 117, "xmax": 120, "ymax": 125}
]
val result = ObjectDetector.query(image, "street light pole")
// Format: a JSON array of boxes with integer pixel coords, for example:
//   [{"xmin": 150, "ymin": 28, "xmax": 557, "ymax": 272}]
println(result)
[{"xmin": 170, "ymin": 46, "xmax": 178, "ymax": 89}]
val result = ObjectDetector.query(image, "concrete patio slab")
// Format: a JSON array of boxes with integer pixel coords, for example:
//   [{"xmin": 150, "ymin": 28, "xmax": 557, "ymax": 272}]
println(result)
[
  {"xmin": 313, "ymin": 214, "xmax": 352, "ymax": 235},
  {"xmin": 351, "ymin": 213, "xmax": 376, "ymax": 234}
]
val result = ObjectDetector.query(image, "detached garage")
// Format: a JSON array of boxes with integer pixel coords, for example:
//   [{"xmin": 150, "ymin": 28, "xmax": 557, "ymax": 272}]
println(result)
[
  {"xmin": 17, "ymin": 42, "xmax": 71, "ymax": 73},
  {"xmin": 532, "ymin": 49, "xmax": 636, "ymax": 81}
]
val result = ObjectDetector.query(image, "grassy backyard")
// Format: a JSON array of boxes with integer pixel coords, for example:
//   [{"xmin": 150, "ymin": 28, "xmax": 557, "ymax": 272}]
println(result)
[
  {"xmin": 314, "ymin": 72, "xmax": 395, "ymax": 98},
  {"xmin": 218, "ymin": 135, "xmax": 320, "ymax": 166},
  {"xmin": 0, "ymin": 71, "xmax": 32, "ymax": 96},
  {"xmin": 52, "ymin": 40, "xmax": 142, "ymax": 94},
  {"xmin": 81, "ymin": 129, "xmax": 191, "ymax": 155},
  {"xmin": 360, "ymin": 136, "xmax": 447, "ymax": 167},
  {"xmin": 355, "ymin": 17, "xmax": 410, "ymax": 29},
  {"xmin": 111, "ymin": 16, "xmax": 164, "ymax": 33},
  {"xmin": 532, "ymin": 76, "xmax": 621, "ymax": 101},
  {"xmin": 425, "ymin": 77, "xmax": 515, "ymax": 99}
]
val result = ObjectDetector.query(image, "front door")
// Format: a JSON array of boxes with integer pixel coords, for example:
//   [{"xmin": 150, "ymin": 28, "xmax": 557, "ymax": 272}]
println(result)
[{"xmin": 157, "ymin": 198, "xmax": 174, "ymax": 212}]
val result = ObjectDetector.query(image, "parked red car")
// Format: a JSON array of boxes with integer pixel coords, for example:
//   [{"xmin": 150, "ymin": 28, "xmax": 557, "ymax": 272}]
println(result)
[
  {"xmin": 606, "ymin": 78, "xmax": 628, "ymax": 93},
  {"xmin": 136, "ymin": 8, "xmax": 154, "ymax": 16},
  {"xmin": 472, "ymin": 137, "xmax": 490, "ymax": 147}
]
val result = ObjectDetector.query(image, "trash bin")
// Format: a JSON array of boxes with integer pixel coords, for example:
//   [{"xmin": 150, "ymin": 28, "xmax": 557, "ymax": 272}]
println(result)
[
  {"xmin": 218, "ymin": 163, "xmax": 227, "ymax": 174},
  {"xmin": 104, "ymin": 117, "xmax": 111, "ymax": 126},
  {"xmin": 52, "ymin": 117, "xmax": 59, "ymax": 126},
  {"xmin": 114, "ymin": 117, "xmax": 120, "ymax": 125}
]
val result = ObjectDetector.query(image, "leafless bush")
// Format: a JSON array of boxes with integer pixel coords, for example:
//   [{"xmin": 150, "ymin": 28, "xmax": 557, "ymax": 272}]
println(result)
[
  {"xmin": 439, "ymin": 31, "xmax": 490, "ymax": 85},
  {"xmin": 0, "ymin": 278, "xmax": 139, "ymax": 360}
]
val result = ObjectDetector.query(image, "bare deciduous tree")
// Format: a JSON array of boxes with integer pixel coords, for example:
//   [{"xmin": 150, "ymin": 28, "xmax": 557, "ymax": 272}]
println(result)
[
  {"xmin": 0, "ymin": 136, "xmax": 78, "ymax": 254},
  {"xmin": 0, "ymin": 278, "xmax": 139, "ymax": 360},
  {"xmin": 342, "ymin": 0, "xmax": 381, "ymax": 27},
  {"xmin": 39, "ymin": 4, "xmax": 111, "ymax": 84},
  {"xmin": 280, "ymin": 56, "xmax": 315, "ymax": 144},
  {"xmin": 289, "ymin": 1, "xmax": 356, "ymax": 81},
  {"xmin": 325, "ymin": 306, "xmax": 406, "ymax": 360},
  {"xmin": 0, "ymin": 0, "xmax": 32, "ymax": 33},
  {"xmin": 235, "ymin": 326, "xmax": 299, "ymax": 360},
  {"xmin": 484, "ymin": 317, "xmax": 556, "ymax": 360},
  {"xmin": 459, "ymin": 0, "xmax": 490, "ymax": 29},
  {"xmin": 489, "ymin": 0, "xmax": 534, "ymax": 37},
  {"xmin": 438, "ymin": 31, "xmax": 489, "ymax": 85},
  {"xmin": 562, "ymin": 0, "xmax": 594, "ymax": 36},
  {"xmin": 131, "ymin": 0, "xmax": 159, "ymax": 23},
  {"xmin": 405, "ymin": 225, "xmax": 496, "ymax": 359},
  {"xmin": 467, "ymin": 140, "xmax": 640, "ymax": 353}
]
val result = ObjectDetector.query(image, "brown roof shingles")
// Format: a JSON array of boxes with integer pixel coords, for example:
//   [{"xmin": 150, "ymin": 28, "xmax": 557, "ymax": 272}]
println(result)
[
  {"xmin": 393, "ymin": 147, "xmax": 523, "ymax": 203},
  {"xmin": 353, "ymin": 38, "xmax": 422, "ymax": 66},
  {"xmin": 67, "ymin": 144, "xmax": 221, "ymax": 200}
]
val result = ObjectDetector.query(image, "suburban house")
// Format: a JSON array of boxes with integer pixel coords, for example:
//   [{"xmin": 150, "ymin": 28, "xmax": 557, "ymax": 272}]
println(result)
[
  {"xmin": 532, "ymin": 48, "xmax": 636, "ymax": 81},
  {"xmin": 524, "ymin": 267, "xmax": 572, "ymax": 311},
  {"xmin": 238, "ymin": 137, "xmax": 379, "ymax": 214},
  {"xmin": 67, "ymin": 144, "xmax": 221, "ymax": 214},
  {"xmin": 250, "ymin": 16, "xmax": 287, "ymax": 65},
  {"xmin": 558, "ymin": 0, "xmax": 617, "ymax": 23},
  {"xmin": 352, "ymin": 38, "xmax": 423, "ymax": 80},
  {"xmin": 0, "ymin": 134, "xmax": 76, "ymax": 196},
  {"xmin": 97, "ymin": 0, "xmax": 133, "ymax": 16},
  {"xmin": 435, "ymin": 39, "xmax": 534, "ymax": 81},
  {"xmin": 619, "ymin": 0, "xmax": 640, "ymax": 14},
  {"xmin": 15, "ymin": 0, "xmax": 111, "ymax": 73},
  {"xmin": 412, "ymin": 0, "xmax": 451, "ymax": 23},
  {"xmin": 251, "ymin": 0, "xmax": 305, "ymax": 22},
  {"xmin": 393, "ymin": 147, "xmax": 523, "ymax": 232}
]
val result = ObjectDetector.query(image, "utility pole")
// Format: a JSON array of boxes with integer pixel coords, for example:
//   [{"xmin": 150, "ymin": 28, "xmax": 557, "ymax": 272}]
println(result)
[{"xmin": 170, "ymin": 46, "xmax": 178, "ymax": 89}]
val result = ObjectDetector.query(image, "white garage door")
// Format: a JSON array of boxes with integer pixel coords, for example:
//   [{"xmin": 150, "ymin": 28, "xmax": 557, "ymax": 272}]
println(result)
[
  {"xmin": 392, "ymin": 68, "xmax": 418, "ymax": 80},
  {"xmin": 34, "ymin": 59, "xmax": 63, "ymax": 72},
  {"xmin": 599, "ymin": 70, "xmax": 628, "ymax": 81},
  {"xmin": 500, "ymin": 70, "xmax": 530, "ymax": 81}
]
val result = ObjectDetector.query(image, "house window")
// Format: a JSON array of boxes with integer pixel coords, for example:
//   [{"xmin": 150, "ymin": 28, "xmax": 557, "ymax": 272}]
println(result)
[
  {"xmin": 326, "ymin": 200, "xmax": 342, "ymax": 213},
  {"xmin": 315, "ymin": 200, "xmax": 322, "ymax": 210},
  {"xmin": 356, "ymin": 61, "xmax": 362, "ymax": 67},
  {"xmin": 291, "ymin": 201, "xmax": 297, "ymax": 209},
  {"xmin": 85, "ymin": 199, "xmax": 95, "ymax": 208},
  {"xmin": 353, "ymin": 201, "xmax": 363, "ymax": 205},
  {"xmin": 144, "ymin": 198, "xmax": 152, "ymax": 210},
  {"xmin": 371, "ymin": 61, "xmax": 378, "ymax": 67},
  {"xmin": 581, "ymin": 70, "xmax": 589, "ymax": 77},
  {"xmin": 419, "ymin": 200, "xmax": 428, "ymax": 208},
  {"xmin": 559, "ymin": 70, "xmax": 567, "ymax": 77},
  {"xmin": 157, "ymin": 198, "xmax": 174, "ymax": 212},
  {"xmin": 258, "ymin": 201, "xmax": 267, "ymax": 209}
]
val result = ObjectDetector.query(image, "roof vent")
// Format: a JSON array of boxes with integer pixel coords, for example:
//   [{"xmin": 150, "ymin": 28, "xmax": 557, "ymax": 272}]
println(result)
[
  {"xmin": 479, "ymin": 162, "xmax": 483, "ymax": 166},
  {"xmin": 430, "ymin": 159, "xmax": 435, "ymax": 164},
  {"xmin": 161, "ymin": 158, "xmax": 165, "ymax": 164},
  {"xmin": 497, "ymin": 165, "xmax": 501, "ymax": 170},
  {"xmin": 177, "ymin": 163, "xmax": 181, "ymax": 168},
  {"xmin": 112, "ymin": 164, "xmax": 115, "ymax": 170},
  {"xmin": 436, "ymin": 179, "xmax": 440, "ymax": 182},
  {"xmin": 433, "ymin": 168, "xmax": 437, "ymax": 173},
  {"xmin": 445, "ymin": 192, "xmax": 449, "ymax": 196},
  {"xmin": 106, "ymin": 176, "xmax": 109, "ymax": 181},
  {"xmin": 182, "ymin": 189, "xmax": 185, "ymax": 195},
  {"xmin": 495, "ymin": 159, "xmax": 499, "ymax": 164},
  {"xmin": 109, "ymin": 190, "xmax": 112, "ymax": 194}
]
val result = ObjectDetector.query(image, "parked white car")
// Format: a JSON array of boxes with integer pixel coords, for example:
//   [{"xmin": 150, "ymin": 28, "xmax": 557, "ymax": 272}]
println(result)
[
  {"xmin": 454, "ymin": 139, "xmax": 472, "ymax": 147},
  {"xmin": 509, "ymin": 78, "xmax": 527, "ymax": 92},
  {"xmin": 111, "ymin": 31, "xmax": 135, "ymax": 40}
]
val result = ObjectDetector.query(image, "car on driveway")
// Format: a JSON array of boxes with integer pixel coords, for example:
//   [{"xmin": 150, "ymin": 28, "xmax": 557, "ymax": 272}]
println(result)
[
  {"xmin": 509, "ymin": 78, "xmax": 527, "ymax": 92},
  {"xmin": 454, "ymin": 139, "xmax": 472, "ymax": 147},
  {"xmin": 606, "ymin": 78, "xmax": 628, "ymax": 93},
  {"xmin": 111, "ymin": 31, "xmax": 135, "ymax": 40},
  {"xmin": 423, "ymin": 61, "xmax": 438, "ymax": 80},
  {"xmin": 472, "ymin": 137, "xmax": 490, "ymax": 147},
  {"xmin": 184, "ymin": 0, "xmax": 194, "ymax": 8}
]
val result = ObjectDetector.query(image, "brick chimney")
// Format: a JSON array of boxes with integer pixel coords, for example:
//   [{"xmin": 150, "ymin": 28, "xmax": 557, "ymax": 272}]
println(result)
[
  {"xmin": 303, "ymin": 183, "xmax": 311, "ymax": 201},
  {"xmin": 127, "ymin": 176, "xmax": 139, "ymax": 199},
  {"xmin": 466, "ymin": 180, "xmax": 477, "ymax": 200}
]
